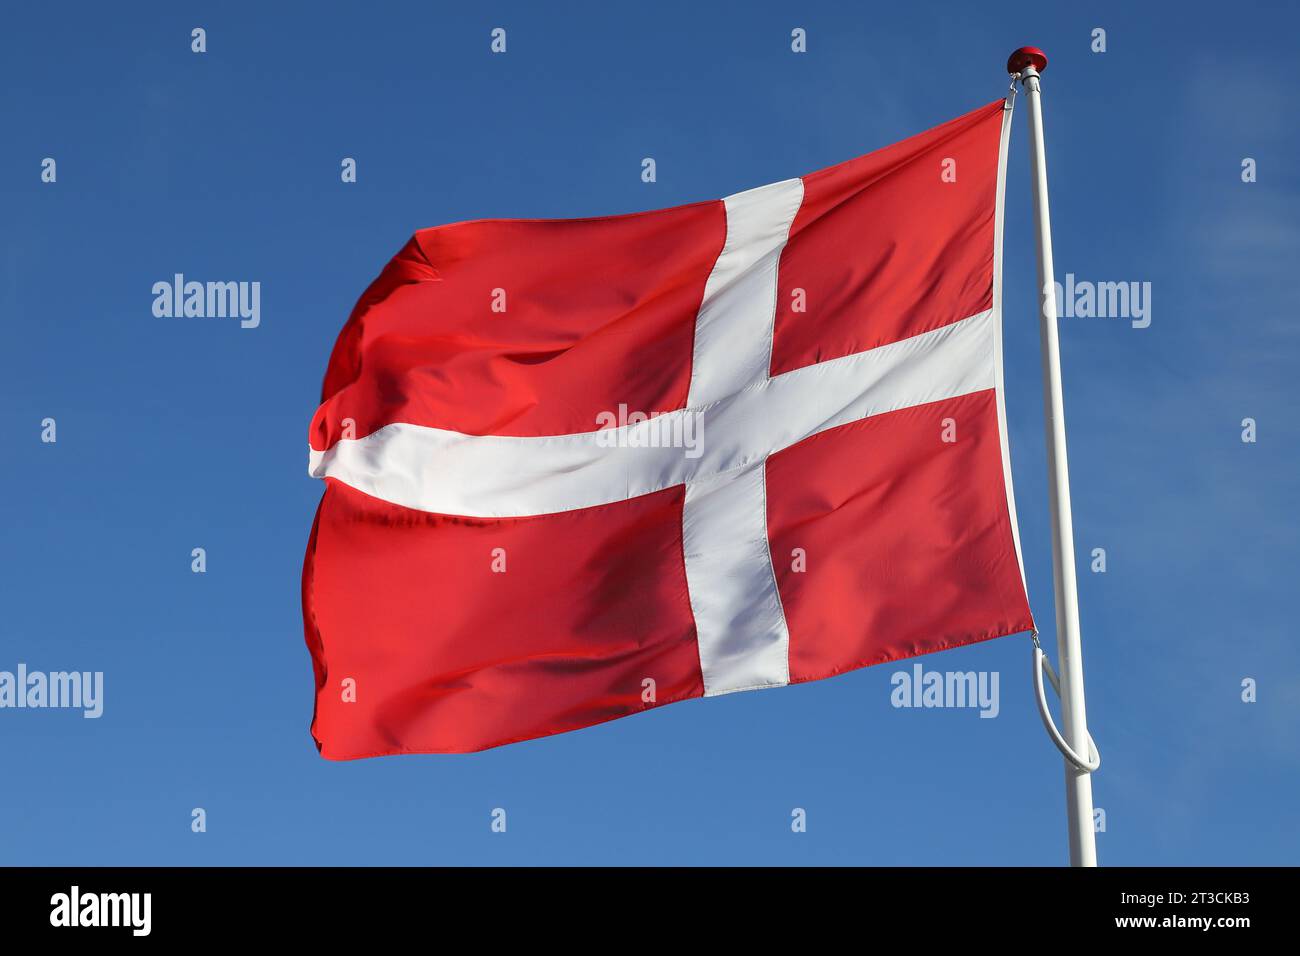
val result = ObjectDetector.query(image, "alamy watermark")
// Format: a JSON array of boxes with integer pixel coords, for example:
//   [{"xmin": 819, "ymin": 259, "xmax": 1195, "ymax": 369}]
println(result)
[
  {"xmin": 1049, "ymin": 274, "xmax": 1151, "ymax": 328},
  {"xmin": 50, "ymin": 886, "xmax": 150, "ymax": 936},
  {"xmin": 0, "ymin": 664, "xmax": 103, "ymax": 718},
  {"xmin": 891, "ymin": 663, "xmax": 999, "ymax": 718},
  {"xmin": 152, "ymin": 274, "xmax": 260, "ymax": 328},
  {"xmin": 595, "ymin": 404, "xmax": 703, "ymax": 459}
]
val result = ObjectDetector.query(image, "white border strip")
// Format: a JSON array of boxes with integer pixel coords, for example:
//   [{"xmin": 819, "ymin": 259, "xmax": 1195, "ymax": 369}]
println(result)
[{"xmin": 992, "ymin": 92, "xmax": 1031, "ymax": 602}]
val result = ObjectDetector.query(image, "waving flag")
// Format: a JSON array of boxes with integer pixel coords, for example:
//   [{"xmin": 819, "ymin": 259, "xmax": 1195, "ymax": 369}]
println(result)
[{"xmin": 303, "ymin": 98, "xmax": 1034, "ymax": 758}]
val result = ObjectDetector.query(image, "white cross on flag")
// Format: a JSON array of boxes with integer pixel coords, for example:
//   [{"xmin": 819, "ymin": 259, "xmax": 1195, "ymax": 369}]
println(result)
[{"xmin": 303, "ymin": 98, "xmax": 1035, "ymax": 757}]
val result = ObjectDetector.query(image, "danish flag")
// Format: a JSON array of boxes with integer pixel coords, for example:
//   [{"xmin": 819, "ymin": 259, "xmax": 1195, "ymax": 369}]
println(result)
[{"xmin": 303, "ymin": 99, "xmax": 1034, "ymax": 758}]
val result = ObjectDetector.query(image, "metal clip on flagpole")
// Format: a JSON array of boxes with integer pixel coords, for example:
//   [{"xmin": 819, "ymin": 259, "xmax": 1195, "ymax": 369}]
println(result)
[
  {"xmin": 1007, "ymin": 47, "xmax": 1101, "ymax": 867},
  {"xmin": 1032, "ymin": 631, "xmax": 1100, "ymax": 772}
]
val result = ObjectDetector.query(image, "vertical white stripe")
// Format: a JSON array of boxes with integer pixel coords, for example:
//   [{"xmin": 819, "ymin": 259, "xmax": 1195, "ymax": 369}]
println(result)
[
  {"xmin": 683, "ymin": 177, "xmax": 802, "ymax": 696},
  {"xmin": 687, "ymin": 179, "xmax": 805, "ymax": 406},
  {"xmin": 683, "ymin": 465, "xmax": 790, "ymax": 695}
]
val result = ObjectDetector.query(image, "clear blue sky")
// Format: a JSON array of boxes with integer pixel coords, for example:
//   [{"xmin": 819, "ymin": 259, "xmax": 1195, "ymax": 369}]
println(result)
[{"xmin": 2, "ymin": 1, "xmax": 1296, "ymax": 865}]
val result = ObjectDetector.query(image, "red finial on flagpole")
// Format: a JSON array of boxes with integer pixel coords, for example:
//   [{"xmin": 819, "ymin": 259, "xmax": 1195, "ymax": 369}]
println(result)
[{"xmin": 1007, "ymin": 47, "xmax": 1048, "ymax": 74}]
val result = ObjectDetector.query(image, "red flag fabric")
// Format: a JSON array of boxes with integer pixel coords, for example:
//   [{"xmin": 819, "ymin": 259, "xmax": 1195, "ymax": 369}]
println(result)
[{"xmin": 303, "ymin": 99, "xmax": 1034, "ymax": 758}]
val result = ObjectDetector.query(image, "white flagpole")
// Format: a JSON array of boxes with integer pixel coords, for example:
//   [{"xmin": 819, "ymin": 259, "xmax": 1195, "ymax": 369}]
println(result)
[{"xmin": 1008, "ymin": 47, "xmax": 1098, "ymax": 867}]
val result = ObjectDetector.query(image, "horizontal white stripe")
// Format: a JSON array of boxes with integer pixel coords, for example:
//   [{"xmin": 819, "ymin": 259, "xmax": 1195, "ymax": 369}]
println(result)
[{"xmin": 308, "ymin": 308, "xmax": 996, "ymax": 518}]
